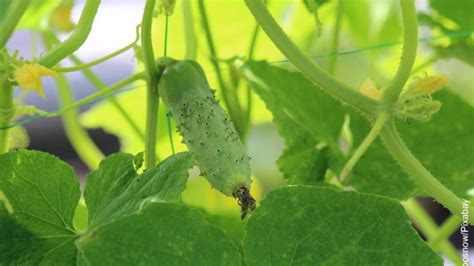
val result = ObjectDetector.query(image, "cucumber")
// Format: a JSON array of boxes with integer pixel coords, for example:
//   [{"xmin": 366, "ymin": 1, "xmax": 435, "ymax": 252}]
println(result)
[{"xmin": 158, "ymin": 59, "xmax": 255, "ymax": 218}]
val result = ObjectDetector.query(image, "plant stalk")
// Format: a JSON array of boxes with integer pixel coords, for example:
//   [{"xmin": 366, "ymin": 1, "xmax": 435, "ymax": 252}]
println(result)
[
  {"xmin": 142, "ymin": 0, "xmax": 159, "ymax": 169},
  {"xmin": 339, "ymin": 112, "xmax": 388, "ymax": 184},
  {"xmin": 182, "ymin": 0, "xmax": 197, "ymax": 60},
  {"xmin": 404, "ymin": 198, "xmax": 463, "ymax": 265},
  {"xmin": 381, "ymin": 121, "xmax": 474, "ymax": 224},
  {"xmin": 381, "ymin": 0, "xmax": 418, "ymax": 109},
  {"xmin": 0, "ymin": 0, "xmax": 31, "ymax": 48},
  {"xmin": 244, "ymin": 0, "xmax": 378, "ymax": 115},
  {"xmin": 428, "ymin": 214, "xmax": 462, "ymax": 251},
  {"xmin": 0, "ymin": 80, "xmax": 14, "ymax": 153},
  {"xmin": 39, "ymin": 0, "xmax": 101, "ymax": 67}
]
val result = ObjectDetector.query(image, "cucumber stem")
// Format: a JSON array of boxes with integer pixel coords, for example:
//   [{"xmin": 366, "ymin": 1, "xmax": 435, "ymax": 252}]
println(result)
[
  {"xmin": 142, "ymin": 0, "xmax": 159, "ymax": 169},
  {"xmin": 0, "ymin": 80, "xmax": 14, "ymax": 153},
  {"xmin": 381, "ymin": 121, "xmax": 474, "ymax": 224},
  {"xmin": 339, "ymin": 112, "xmax": 388, "ymax": 184}
]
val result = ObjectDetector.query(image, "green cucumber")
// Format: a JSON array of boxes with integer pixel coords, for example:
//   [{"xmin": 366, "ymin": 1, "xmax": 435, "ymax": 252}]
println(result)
[{"xmin": 158, "ymin": 59, "xmax": 255, "ymax": 218}]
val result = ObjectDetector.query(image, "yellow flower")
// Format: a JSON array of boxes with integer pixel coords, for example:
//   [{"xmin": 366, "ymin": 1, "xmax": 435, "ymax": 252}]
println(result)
[
  {"xmin": 414, "ymin": 75, "xmax": 447, "ymax": 94},
  {"xmin": 359, "ymin": 78, "xmax": 381, "ymax": 100},
  {"xmin": 14, "ymin": 63, "xmax": 58, "ymax": 96}
]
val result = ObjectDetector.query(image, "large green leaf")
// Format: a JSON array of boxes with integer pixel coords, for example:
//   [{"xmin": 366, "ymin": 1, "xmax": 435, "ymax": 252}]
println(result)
[
  {"xmin": 84, "ymin": 152, "xmax": 194, "ymax": 230},
  {"xmin": 76, "ymin": 202, "xmax": 241, "ymax": 265},
  {"xmin": 243, "ymin": 186, "xmax": 442, "ymax": 265},
  {"xmin": 0, "ymin": 150, "xmax": 80, "ymax": 264}
]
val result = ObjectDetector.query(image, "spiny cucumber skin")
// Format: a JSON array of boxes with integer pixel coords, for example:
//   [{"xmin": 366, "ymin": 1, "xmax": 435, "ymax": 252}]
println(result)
[{"xmin": 158, "ymin": 60, "xmax": 251, "ymax": 196}]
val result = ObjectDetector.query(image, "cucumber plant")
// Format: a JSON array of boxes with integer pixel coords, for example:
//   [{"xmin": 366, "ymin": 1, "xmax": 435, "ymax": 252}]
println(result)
[{"xmin": 0, "ymin": 0, "xmax": 472, "ymax": 265}]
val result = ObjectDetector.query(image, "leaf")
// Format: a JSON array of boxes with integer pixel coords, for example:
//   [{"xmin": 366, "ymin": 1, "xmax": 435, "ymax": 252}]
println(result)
[
  {"xmin": 0, "ymin": 150, "xmax": 80, "ymax": 264},
  {"xmin": 240, "ymin": 61, "xmax": 347, "ymax": 148},
  {"xmin": 76, "ymin": 202, "xmax": 241, "ymax": 265},
  {"xmin": 84, "ymin": 152, "xmax": 194, "ymax": 229},
  {"xmin": 429, "ymin": 0, "xmax": 474, "ymax": 31},
  {"xmin": 243, "ymin": 186, "xmax": 442, "ymax": 265},
  {"xmin": 239, "ymin": 60, "xmax": 351, "ymax": 184},
  {"xmin": 277, "ymin": 125, "xmax": 330, "ymax": 185}
]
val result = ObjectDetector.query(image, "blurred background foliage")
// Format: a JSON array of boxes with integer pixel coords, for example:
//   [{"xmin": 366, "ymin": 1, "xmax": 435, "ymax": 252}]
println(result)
[{"xmin": 2, "ymin": 0, "xmax": 473, "ymax": 248}]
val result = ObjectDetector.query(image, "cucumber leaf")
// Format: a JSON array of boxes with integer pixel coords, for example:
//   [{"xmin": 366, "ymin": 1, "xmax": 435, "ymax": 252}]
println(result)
[
  {"xmin": 84, "ymin": 152, "xmax": 194, "ymax": 230},
  {"xmin": 0, "ymin": 150, "xmax": 196, "ymax": 264},
  {"xmin": 243, "ymin": 186, "xmax": 442, "ymax": 265},
  {"xmin": 0, "ymin": 150, "xmax": 80, "ymax": 264},
  {"xmin": 76, "ymin": 202, "xmax": 241, "ymax": 265}
]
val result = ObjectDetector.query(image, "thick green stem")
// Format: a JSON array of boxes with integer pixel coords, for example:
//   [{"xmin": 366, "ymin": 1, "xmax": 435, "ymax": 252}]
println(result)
[
  {"xmin": 381, "ymin": 0, "xmax": 418, "ymax": 109},
  {"xmin": 0, "ymin": 80, "xmax": 14, "ymax": 153},
  {"xmin": 339, "ymin": 112, "xmax": 388, "ymax": 184},
  {"xmin": 244, "ymin": 0, "xmax": 377, "ymax": 115},
  {"xmin": 39, "ymin": 0, "xmax": 100, "ymax": 67},
  {"xmin": 381, "ymin": 121, "xmax": 474, "ymax": 224},
  {"xmin": 404, "ymin": 199, "xmax": 463, "ymax": 265},
  {"xmin": 327, "ymin": 0, "xmax": 344, "ymax": 75},
  {"xmin": 55, "ymin": 74, "xmax": 104, "ymax": 169},
  {"xmin": 142, "ymin": 0, "xmax": 159, "ymax": 169},
  {"xmin": 182, "ymin": 0, "xmax": 197, "ymax": 60},
  {"xmin": 0, "ymin": 0, "xmax": 31, "ymax": 48},
  {"xmin": 197, "ymin": 0, "xmax": 244, "ymax": 135}
]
